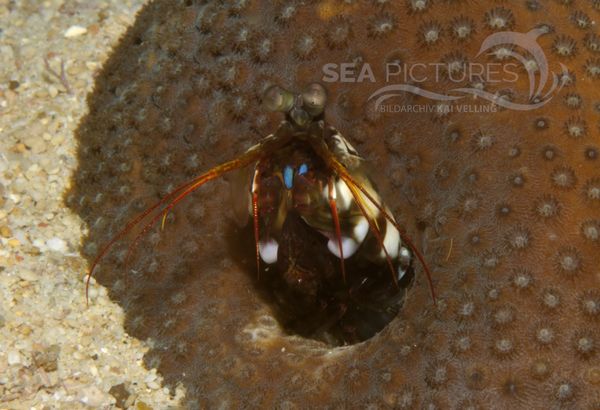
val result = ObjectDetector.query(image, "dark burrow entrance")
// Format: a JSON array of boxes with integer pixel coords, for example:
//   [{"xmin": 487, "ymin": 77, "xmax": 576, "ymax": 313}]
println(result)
[{"xmin": 227, "ymin": 214, "xmax": 414, "ymax": 347}]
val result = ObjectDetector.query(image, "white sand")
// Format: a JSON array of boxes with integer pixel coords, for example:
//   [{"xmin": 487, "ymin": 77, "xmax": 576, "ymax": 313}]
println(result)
[{"xmin": 0, "ymin": 1, "xmax": 185, "ymax": 408}]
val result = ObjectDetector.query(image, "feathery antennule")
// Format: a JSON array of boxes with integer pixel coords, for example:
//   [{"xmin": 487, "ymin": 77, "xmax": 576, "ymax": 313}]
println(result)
[
  {"xmin": 85, "ymin": 148, "xmax": 270, "ymax": 303},
  {"xmin": 123, "ymin": 207, "xmax": 170, "ymax": 273},
  {"xmin": 327, "ymin": 178, "xmax": 346, "ymax": 283}
]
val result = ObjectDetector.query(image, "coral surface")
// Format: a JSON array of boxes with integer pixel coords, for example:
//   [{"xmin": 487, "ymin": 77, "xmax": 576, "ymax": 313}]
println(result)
[{"xmin": 69, "ymin": 0, "xmax": 600, "ymax": 408}]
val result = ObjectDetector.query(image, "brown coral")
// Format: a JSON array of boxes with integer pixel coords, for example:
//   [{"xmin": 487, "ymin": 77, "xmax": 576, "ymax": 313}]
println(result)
[{"xmin": 68, "ymin": 0, "xmax": 600, "ymax": 408}]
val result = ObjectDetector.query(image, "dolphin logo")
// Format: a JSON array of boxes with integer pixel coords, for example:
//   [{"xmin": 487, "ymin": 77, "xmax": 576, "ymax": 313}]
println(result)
[{"xmin": 367, "ymin": 29, "xmax": 568, "ymax": 111}]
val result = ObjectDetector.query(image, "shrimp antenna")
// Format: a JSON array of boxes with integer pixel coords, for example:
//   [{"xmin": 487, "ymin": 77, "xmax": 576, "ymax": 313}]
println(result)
[
  {"xmin": 251, "ymin": 167, "xmax": 261, "ymax": 279},
  {"xmin": 310, "ymin": 138, "xmax": 437, "ymax": 304},
  {"xmin": 327, "ymin": 178, "xmax": 347, "ymax": 284},
  {"xmin": 343, "ymin": 179, "xmax": 399, "ymax": 288},
  {"xmin": 85, "ymin": 134, "xmax": 290, "ymax": 304},
  {"xmin": 340, "ymin": 170, "xmax": 436, "ymax": 304}
]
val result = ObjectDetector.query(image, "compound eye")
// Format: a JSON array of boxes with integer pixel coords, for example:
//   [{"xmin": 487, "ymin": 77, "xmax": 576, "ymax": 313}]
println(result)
[
  {"xmin": 263, "ymin": 85, "xmax": 294, "ymax": 113},
  {"xmin": 302, "ymin": 83, "xmax": 327, "ymax": 117},
  {"xmin": 290, "ymin": 107, "xmax": 311, "ymax": 127}
]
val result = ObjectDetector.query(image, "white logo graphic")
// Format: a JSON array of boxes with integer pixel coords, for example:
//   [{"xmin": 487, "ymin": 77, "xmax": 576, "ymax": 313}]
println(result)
[{"xmin": 359, "ymin": 29, "xmax": 569, "ymax": 111}]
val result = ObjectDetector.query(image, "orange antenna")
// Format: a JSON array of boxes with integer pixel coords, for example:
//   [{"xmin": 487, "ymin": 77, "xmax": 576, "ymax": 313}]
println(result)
[
  {"xmin": 341, "ymin": 171, "xmax": 436, "ymax": 304},
  {"xmin": 344, "ymin": 179, "xmax": 399, "ymax": 289},
  {"xmin": 85, "ymin": 146, "xmax": 272, "ymax": 304},
  {"xmin": 311, "ymin": 138, "xmax": 437, "ymax": 304},
  {"xmin": 251, "ymin": 167, "xmax": 261, "ymax": 279}
]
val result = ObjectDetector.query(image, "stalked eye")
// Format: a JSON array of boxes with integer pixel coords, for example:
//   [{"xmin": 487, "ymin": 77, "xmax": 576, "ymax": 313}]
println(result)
[
  {"xmin": 301, "ymin": 82, "xmax": 327, "ymax": 117},
  {"xmin": 263, "ymin": 85, "xmax": 294, "ymax": 113},
  {"xmin": 289, "ymin": 106, "xmax": 311, "ymax": 127}
]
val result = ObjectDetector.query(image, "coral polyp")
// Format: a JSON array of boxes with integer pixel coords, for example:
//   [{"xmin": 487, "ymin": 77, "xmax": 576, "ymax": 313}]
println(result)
[{"xmin": 69, "ymin": 0, "xmax": 600, "ymax": 407}]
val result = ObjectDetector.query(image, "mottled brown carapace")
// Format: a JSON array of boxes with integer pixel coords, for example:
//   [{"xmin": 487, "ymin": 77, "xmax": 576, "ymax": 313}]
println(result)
[{"xmin": 68, "ymin": 0, "xmax": 600, "ymax": 408}]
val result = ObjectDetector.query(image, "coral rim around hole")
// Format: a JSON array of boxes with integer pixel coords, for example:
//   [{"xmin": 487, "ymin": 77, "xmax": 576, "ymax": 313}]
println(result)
[{"xmin": 227, "ymin": 218, "xmax": 415, "ymax": 347}]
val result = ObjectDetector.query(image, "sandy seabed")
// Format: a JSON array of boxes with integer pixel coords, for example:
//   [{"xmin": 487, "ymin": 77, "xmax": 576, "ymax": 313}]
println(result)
[{"xmin": 0, "ymin": 1, "xmax": 185, "ymax": 408}]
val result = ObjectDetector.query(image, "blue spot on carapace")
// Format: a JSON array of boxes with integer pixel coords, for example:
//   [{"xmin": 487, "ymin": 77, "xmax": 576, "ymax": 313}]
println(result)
[
  {"xmin": 283, "ymin": 165, "xmax": 294, "ymax": 189},
  {"xmin": 298, "ymin": 163, "xmax": 308, "ymax": 176}
]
